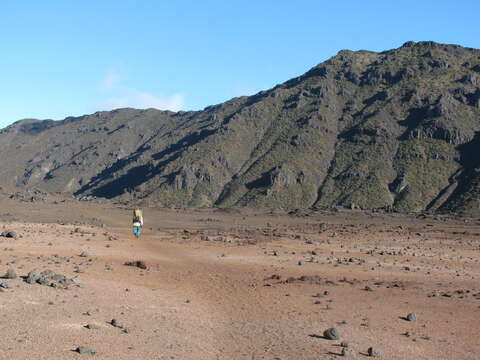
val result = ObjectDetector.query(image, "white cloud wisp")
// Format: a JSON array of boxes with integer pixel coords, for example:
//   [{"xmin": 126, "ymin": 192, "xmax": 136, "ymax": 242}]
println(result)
[{"xmin": 96, "ymin": 69, "xmax": 185, "ymax": 112}]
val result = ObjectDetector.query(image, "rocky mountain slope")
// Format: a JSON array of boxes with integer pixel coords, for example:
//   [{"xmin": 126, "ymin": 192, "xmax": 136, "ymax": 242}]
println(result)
[{"xmin": 1, "ymin": 41, "xmax": 480, "ymax": 213}]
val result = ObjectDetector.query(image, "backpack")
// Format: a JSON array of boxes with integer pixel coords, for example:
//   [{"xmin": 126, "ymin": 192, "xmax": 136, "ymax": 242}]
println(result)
[{"xmin": 133, "ymin": 209, "xmax": 142, "ymax": 223}]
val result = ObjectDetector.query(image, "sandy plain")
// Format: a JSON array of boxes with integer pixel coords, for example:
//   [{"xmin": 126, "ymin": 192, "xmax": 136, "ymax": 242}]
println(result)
[{"xmin": 0, "ymin": 190, "xmax": 479, "ymax": 359}]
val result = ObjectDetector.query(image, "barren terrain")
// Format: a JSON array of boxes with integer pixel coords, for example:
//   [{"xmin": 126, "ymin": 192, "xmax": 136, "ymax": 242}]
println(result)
[{"xmin": 0, "ymin": 193, "xmax": 479, "ymax": 359}]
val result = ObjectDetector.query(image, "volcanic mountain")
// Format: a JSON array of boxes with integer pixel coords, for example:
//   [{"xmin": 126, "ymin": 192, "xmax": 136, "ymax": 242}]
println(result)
[{"xmin": 1, "ymin": 41, "xmax": 480, "ymax": 213}]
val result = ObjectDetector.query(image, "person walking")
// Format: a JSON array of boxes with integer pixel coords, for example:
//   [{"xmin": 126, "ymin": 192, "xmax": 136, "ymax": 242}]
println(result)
[{"xmin": 132, "ymin": 209, "xmax": 144, "ymax": 238}]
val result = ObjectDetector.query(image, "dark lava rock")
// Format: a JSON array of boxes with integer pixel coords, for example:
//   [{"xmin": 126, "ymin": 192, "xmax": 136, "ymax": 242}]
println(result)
[
  {"xmin": 0, "ymin": 281, "xmax": 12, "ymax": 289},
  {"xmin": 26, "ymin": 269, "xmax": 40, "ymax": 284},
  {"xmin": 1, "ymin": 231, "xmax": 17, "ymax": 239},
  {"xmin": 37, "ymin": 270, "xmax": 55, "ymax": 285},
  {"xmin": 4, "ymin": 268, "xmax": 17, "ymax": 279},
  {"xmin": 368, "ymin": 347, "xmax": 380, "ymax": 357},
  {"xmin": 75, "ymin": 346, "xmax": 96, "ymax": 355},
  {"xmin": 124, "ymin": 260, "xmax": 147, "ymax": 270},
  {"xmin": 25, "ymin": 269, "xmax": 76, "ymax": 288},
  {"xmin": 50, "ymin": 274, "xmax": 66, "ymax": 282},
  {"xmin": 110, "ymin": 319, "xmax": 123, "ymax": 328},
  {"xmin": 406, "ymin": 312, "xmax": 417, "ymax": 322},
  {"xmin": 37, "ymin": 276, "xmax": 50, "ymax": 285},
  {"xmin": 323, "ymin": 327, "xmax": 341, "ymax": 340}
]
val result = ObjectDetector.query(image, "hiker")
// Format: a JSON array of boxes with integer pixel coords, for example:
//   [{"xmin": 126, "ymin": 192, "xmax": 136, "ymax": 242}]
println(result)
[{"xmin": 132, "ymin": 209, "xmax": 144, "ymax": 238}]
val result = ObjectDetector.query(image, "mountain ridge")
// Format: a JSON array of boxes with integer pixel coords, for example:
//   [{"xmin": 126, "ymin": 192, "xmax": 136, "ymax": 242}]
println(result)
[{"xmin": 1, "ymin": 41, "xmax": 480, "ymax": 214}]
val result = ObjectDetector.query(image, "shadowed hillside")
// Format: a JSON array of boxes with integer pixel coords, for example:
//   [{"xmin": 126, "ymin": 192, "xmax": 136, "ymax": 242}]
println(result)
[{"xmin": 1, "ymin": 41, "xmax": 480, "ymax": 213}]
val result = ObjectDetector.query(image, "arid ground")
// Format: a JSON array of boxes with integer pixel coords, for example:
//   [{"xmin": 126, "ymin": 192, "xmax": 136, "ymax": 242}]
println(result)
[{"xmin": 0, "ymin": 191, "xmax": 479, "ymax": 359}]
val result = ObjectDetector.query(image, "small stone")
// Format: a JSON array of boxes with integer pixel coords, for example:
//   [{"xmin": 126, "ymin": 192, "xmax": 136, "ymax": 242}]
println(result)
[
  {"xmin": 323, "ymin": 327, "xmax": 341, "ymax": 340},
  {"xmin": 110, "ymin": 319, "xmax": 123, "ymax": 328},
  {"xmin": 342, "ymin": 347, "xmax": 357, "ymax": 357},
  {"xmin": 4, "ymin": 268, "xmax": 17, "ymax": 279},
  {"xmin": 368, "ymin": 347, "xmax": 380, "ymax": 357},
  {"xmin": 0, "ymin": 281, "xmax": 12, "ymax": 289},
  {"xmin": 1, "ymin": 231, "xmax": 17, "ymax": 239},
  {"xmin": 75, "ymin": 346, "xmax": 95, "ymax": 355},
  {"xmin": 69, "ymin": 277, "xmax": 84, "ymax": 287},
  {"xmin": 340, "ymin": 341, "xmax": 349, "ymax": 348},
  {"xmin": 298, "ymin": 261, "xmax": 303, "ymax": 266},
  {"xmin": 85, "ymin": 323, "xmax": 100, "ymax": 330},
  {"xmin": 79, "ymin": 251, "xmax": 89, "ymax": 257},
  {"xmin": 406, "ymin": 312, "xmax": 417, "ymax": 322}
]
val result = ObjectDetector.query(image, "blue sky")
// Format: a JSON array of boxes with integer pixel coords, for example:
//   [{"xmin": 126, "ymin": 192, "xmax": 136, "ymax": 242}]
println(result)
[{"xmin": 1, "ymin": 0, "xmax": 479, "ymax": 128}]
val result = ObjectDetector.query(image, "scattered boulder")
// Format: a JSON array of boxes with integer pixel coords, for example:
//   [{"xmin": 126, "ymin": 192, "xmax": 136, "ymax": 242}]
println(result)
[
  {"xmin": 4, "ymin": 268, "xmax": 17, "ymax": 279},
  {"xmin": 69, "ymin": 278, "xmax": 83, "ymax": 287},
  {"xmin": 110, "ymin": 319, "xmax": 124, "ymax": 328},
  {"xmin": 323, "ymin": 327, "xmax": 341, "ymax": 340},
  {"xmin": 0, "ymin": 281, "xmax": 12, "ymax": 289},
  {"xmin": 26, "ymin": 269, "xmax": 40, "ymax": 284},
  {"xmin": 75, "ymin": 346, "xmax": 95, "ymax": 355},
  {"xmin": 406, "ymin": 312, "xmax": 417, "ymax": 322},
  {"xmin": 1, "ymin": 230, "xmax": 17, "ymax": 239},
  {"xmin": 24, "ymin": 268, "xmax": 81, "ymax": 288},
  {"xmin": 124, "ymin": 260, "xmax": 147, "ymax": 270},
  {"xmin": 368, "ymin": 347, "xmax": 380, "ymax": 357}
]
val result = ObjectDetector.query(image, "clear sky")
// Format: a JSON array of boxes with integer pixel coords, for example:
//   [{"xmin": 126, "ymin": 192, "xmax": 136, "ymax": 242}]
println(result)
[{"xmin": 1, "ymin": 0, "xmax": 479, "ymax": 128}]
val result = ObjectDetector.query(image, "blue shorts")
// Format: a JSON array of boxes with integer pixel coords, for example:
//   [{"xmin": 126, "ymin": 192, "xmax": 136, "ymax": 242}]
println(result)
[{"xmin": 133, "ymin": 226, "xmax": 142, "ymax": 238}]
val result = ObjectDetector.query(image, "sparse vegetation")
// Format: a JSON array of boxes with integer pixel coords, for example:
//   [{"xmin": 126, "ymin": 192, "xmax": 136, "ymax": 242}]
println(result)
[{"xmin": 1, "ymin": 41, "xmax": 480, "ymax": 214}]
